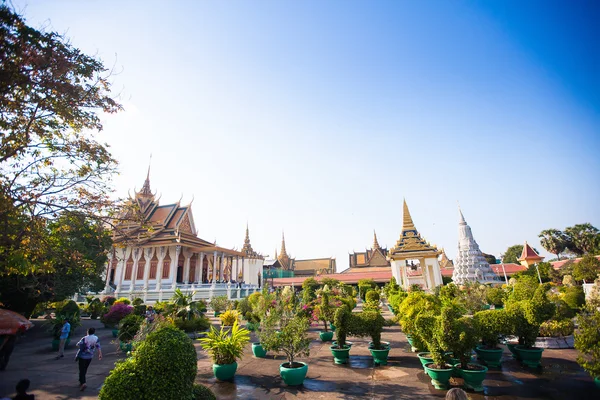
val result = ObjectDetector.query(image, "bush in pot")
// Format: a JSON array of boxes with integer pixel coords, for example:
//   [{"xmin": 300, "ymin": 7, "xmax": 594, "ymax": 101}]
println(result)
[
  {"xmin": 198, "ymin": 320, "xmax": 250, "ymax": 381},
  {"xmin": 507, "ymin": 284, "xmax": 555, "ymax": 368},
  {"xmin": 219, "ymin": 309, "xmax": 240, "ymax": 326},
  {"xmin": 438, "ymin": 304, "xmax": 487, "ymax": 392},
  {"xmin": 118, "ymin": 314, "xmax": 143, "ymax": 352},
  {"xmin": 397, "ymin": 292, "xmax": 440, "ymax": 352},
  {"xmin": 101, "ymin": 303, "xmax": 133, "ymax": 328},
  {"xmin": 261, "ymin": 315, "xmax": 311, "ymax": 386},
  {"xmin": 174, "ymin": 317, "xmax": 210, "ymax": 333},
  {"xmin": 473, "ymin": 309, "xmax": 510, "ymax": 367},
  {"xmin": 209, "ymin": 295, "xmax": 229, "ymax": 317},
  {"xmin": 538, "ymin": 319, "xmax": 574, "ymax": 337},
  {"xmin": 415, "ymin": 312, "xmax": 447, "ymax": 377},
  {"xmin": 312, "ymin": 291, "xmax": 335, "ymax": 341}
]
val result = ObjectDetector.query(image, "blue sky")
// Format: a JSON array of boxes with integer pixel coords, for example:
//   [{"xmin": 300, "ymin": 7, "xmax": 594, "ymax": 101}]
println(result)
[{"xmin": 14, "ymin": 0, "xmax": 600, "ymax": 268}]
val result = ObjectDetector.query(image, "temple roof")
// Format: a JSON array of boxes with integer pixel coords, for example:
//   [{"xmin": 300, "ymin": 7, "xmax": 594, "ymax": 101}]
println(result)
[
  {"xmin": 241, "ymin": 224, "xmax": 260, "ymax": 258},
  {"xmin": 518, "ymin": 242, "xmax": 544, "ymax": 262},
  {"xmin": 389, "ymin": 200, "xmax": 439, "ymax": 258},
  {"xmin": 372, "ymin": 230, "xmax": 381, "ymax": 250},
  {"xmin": 277, "ymin": 231, "xmax": 293, "ymax": 270}
]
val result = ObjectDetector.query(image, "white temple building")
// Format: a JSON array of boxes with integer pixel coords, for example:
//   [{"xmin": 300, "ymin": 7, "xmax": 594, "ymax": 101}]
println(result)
[
  {"xmin": 101, "ymin": 171, "xmax": 264, "ymax": 302},
  {"xmin": 452, "ymin": 208, "xmax": 500, "ymax": 284}
]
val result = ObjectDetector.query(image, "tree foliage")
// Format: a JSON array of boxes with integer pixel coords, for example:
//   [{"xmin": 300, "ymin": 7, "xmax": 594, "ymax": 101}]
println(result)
[
  {"xmin": 0, "ymin": 5, "xmax": 124, "ymax": 313},
  {"xmin": 572, "ymin": 254, "xmax": 600, "ymax": 283},
  {"xmin": 539, "ymin": 229, "xmax": 568, "ymax": 260},
  {"xmin": 502, "ymin": 244, "xmax": 524, "ymax": 264}
]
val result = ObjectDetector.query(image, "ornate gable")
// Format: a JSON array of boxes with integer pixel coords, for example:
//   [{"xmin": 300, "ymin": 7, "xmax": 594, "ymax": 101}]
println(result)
[
  {"xmin": 178, "ymin": 213, "xmax": 193, "ymax": 234},
  {"xmin": 368, "ymin": 248, "xmax": 389, "ymax": 266},
  {"xmin": 389, "ymin": 200, "xmax": 439, "ymax": 258}
]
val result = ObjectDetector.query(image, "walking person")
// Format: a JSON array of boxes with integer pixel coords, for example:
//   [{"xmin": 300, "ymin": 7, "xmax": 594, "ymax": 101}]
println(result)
[
  {"xmin": 13, "ymin": 379, "xmax": 35, "ymax": 400},
  {"xmin": 74, "ymin": 327, "xmax": 102, "ymax": 391},
  {"xmin": 54, "ymin": 319, "xmax": 70, "ymax": 360}
]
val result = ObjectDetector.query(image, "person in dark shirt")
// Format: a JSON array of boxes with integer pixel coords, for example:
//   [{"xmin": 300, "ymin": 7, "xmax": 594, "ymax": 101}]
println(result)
[{"xmin": 13, "ymin": 379, "xmax": 34, "ymax": 400}]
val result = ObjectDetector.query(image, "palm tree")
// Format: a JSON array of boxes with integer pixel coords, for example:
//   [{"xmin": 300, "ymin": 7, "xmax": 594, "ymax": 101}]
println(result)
[
  {"xmin": 169, "ymin": 288, "xmax": 205, "ymax": 321},
  {"xmin": 538, "ymin": 229, "xmax": 568, "ymax": 260},
  {"xmin": 564, "ymin": 224, "xmax": 600, "ymax": 256}
]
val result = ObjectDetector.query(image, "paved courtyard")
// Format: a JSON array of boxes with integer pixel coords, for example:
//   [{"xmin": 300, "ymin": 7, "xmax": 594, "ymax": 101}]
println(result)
[{"xmin": 0, "ymin": 308, "xmax": 598, "ymax": 400}]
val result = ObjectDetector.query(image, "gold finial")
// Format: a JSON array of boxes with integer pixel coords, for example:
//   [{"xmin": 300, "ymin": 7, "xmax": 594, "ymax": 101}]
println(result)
[
  {"xmin": 402, "ymin": 199, "xmax": 416, "ymax": 231},
  {"xmin": 140, "ymin": 154, "xmax": 152, "ymax": 196},
  {"xmin": 373, "ymin": 230, "xmax": 381, "ymax": 250}
]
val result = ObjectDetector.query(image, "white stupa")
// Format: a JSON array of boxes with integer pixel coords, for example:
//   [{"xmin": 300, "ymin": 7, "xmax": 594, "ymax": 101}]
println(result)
[{"xmin": 452, "ymin": 207, "xmax": 499, "ymax": 284}]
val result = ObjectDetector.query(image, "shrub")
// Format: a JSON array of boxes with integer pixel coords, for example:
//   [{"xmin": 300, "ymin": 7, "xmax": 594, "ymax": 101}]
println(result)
[
  {"xmin": 506, "ymin": 285, "xmax": 555, "ymax": 347},
  {"xmin": 193, "ymin": 384, "xmax": 216, "ymax": 400},
  {"xmin": 102, "ymin": 296, "xmax": 117, "ymax": 305},
  {"xmin": 209, "ymin": 295, "xmax": 229, "ymax": 313},
  {"xmin": 358, "ymin": 285, "xmax": 372, "ymax": 301},
  {"xmin": 474, "ymin": 309, "xmax": 510, "ymax": 348},
  {"xmin": 539, "ymin": 319, "xmax": 574, "ymax": 337},
  {"xmin": 261, "ymin": 315, "xmax": 310, "ymax": 367},
  {"xmin": 56, "ymin": 300, "xmax": 81, "ymax": 318},
  {"xmin": 236, "ymin": 298, "xmax": 252, "ymax": 317},
  {"xmin": 114, "ymin": 297, "xmax": 131, "ymax": 305},
  {"xmin": 365, "ymin": 290, "xmax": 380, "ymax": 303},
  {"xmin": 334, "ymin": 305, "xmax": 385, "ymax": 349},
  {"xmin": 198, "ymin": 320, "xmax": 250, "ymax": 365},
  {"xmin": 552, "ymin": 299, "xmax": 576, "ymax": 320},
  {"xmin": 133, "ymin": 304, "xmax": 147, "ymax": 316},
  {"xmin": 362, "ymin": 300, "xmax": 380, "ymax": 313},
  {"xmin": 575, "ymin": 309, "xmax": 600, "ymax": 379},
  {"xmin": 438, "ymin": 304, "xmax": 481, "ymax": 368},
  {"xmin": 486, "ymin": 287, "xmax": 505, "ymax": 307},
  {"xmin": 132, "ymin": 298, "xmax": 144, "ymax": 306},
  {"xmin": 101, "ymin": 303, "xmax": 133, "ymax": 327},
  {"xmin": 219, "ymin": 309, "xmax": 240, "ymax": 326},
  {"xmin": 562, "ymin": 286, "xmax": 585, "ymax": 310},
  {"xmin": 100, "ymin": 326, "xmax": 197, "ymax": 400},
  {"xmin": 415, "ymin": 311, "xmax": 445, "ymax": 367},
  {"xmin": 383, "ymin": 277, "xmax": 400, "ymax": 298},
  {"xmin": 118, "ymin": 314, "xmax": 144, "ymax": 342},
  {"xmin": 174, "ymin": 317, "xmax": 210, "ymax": 333},
  {"xmin": 397, "ymin": 292, "xmax": 440, "ymax": 351},
  {"xmin": 388, "ymin": 292, "xmax": 408, "ymax": 314}
]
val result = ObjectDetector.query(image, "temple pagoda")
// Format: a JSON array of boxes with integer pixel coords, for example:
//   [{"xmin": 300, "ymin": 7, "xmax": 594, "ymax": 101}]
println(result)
[
  {"xmin": 388, "ymin": 200, "xmax": 443, "ymax": 291},
  {"xmin": 518, "ymin": 242, "xmax": 544, "ymax": 267},
  {"xmin": 452, "ymin": 208, "xmax": 499, "ymax": 284},
  {"xmin": 346, "ymin": 231, "xmax": 390, "ymax": 273}
]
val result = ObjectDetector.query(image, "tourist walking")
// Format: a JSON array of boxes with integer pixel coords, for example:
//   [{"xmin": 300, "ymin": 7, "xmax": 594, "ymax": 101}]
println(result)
[
  {"xmin": 54, "ymin": 319, "xmax": 70, "ymax": 359},
  {"xmin": 145, "ymin": 306, "xmax": 156, "ymax": 323},
  {"xmin": 74, "ymin": 327, "xmax": 102, "ymax": 391}
]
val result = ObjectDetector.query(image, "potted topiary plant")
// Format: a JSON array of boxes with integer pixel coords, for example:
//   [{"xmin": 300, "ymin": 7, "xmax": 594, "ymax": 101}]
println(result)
[
  {"xmin": 209, "ymin": 295, "xmax": 229, "ymax": 317},
  {"xmin": 198, "ymin": 320, "xmax": 250, "ymax": 381},
  {"xmin": 575, "ymin": 306, "xmax": 600, "ymax": 388},
  {"xmin": 261, "ymin": 315, "xmax": 311, "ymax": 386},
  {"xmin": 415, "ymin": 311, "xmax": 453, "ymax": 389},
  {"xmin": 474, "ymin": 309, "xmax": 510, "ymax": 367},
  {"xmin": 219, "ymin": 309, "xmax": 240, "ymax": 327},
  {"xmin": 330, "ymin": 305, "xmax": 352, "ymax": 364},
  {"xmin": 438, "ymin": 304, "xmax": 487, "ymax": 392},
  {"xmin": 313, "ymin": 291, "xmax": 335, "ymax": 342},
  {"xmin": 508, "ymin": 285, "xmax": 555, "ymax": 368},
  {"xmin": 397, "ymin": 292, "xmax": 440, "ymax": 352}
]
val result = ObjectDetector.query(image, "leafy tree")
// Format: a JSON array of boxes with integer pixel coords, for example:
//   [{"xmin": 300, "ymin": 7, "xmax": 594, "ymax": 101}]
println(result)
[
  {"xmin": 482, "ymin": 253, "xmax": 497, "ymax": 265},
  {"xmin": 539, "ymin": 229, "xmax": 568, "ymax": 260},
  {"xmin": 320, "ymin": 277, "xmax": 339, "ymax": 288},
  {"xmin": 502, "ymin": 245, "xmax": 524, "ymax": 264},
  {"xmin": 0, "ymin": 211, "xmax": 110, "ymax": 315},
  {"xmin": 0, "ymin": 5, "xmax": 124, "ymax": 312},
  {"xmin": 572, "ymin": 255, "xmax": 600, "ymax": 283},
  {"xmin": 564, "ymin": 224, "xmax": 600, "ymax": 256}
]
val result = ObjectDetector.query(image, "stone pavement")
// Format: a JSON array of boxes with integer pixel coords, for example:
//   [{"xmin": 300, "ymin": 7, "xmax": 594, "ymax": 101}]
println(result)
[{"xmin": 1, "ymin": 308, "xmax": 598, "ymax": 399}]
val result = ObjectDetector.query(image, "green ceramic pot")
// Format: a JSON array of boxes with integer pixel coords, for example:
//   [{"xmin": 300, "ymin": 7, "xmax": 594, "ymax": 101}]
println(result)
[
  {"xmin": 454, "ymin": 363, "xmax": 488, "ymax": 392},
  {"xmin": 595, "ymin": 377, "xmax": 600, "ymax": 389},
  {"xmin": 369, "ymin": 345, "xmax": 390, "ymax": 366},
  {"xmin": 112, "ymin": 329, "xmax": 119, "ymax": 338},
  {"xmin": 330, "ymin": 323, "xmax": 336, "ymax": 332},
  {"xmin": 369, "ymin": 341, "xmax": 390, "ymax": 349},
  {"xmin": 515, "ymin": 346, "xmax": 543, "ymax": 368},
  {"xmin": 330, "ymin": 345, "xmax": 351, "ymax": 364},
  {"xmin": 506, "ymin": 343, "xmax": 520, "ymax": 360},
  {"xmin": 319, "ymin": 331, "xmax": 334, "ymax": 342},
  {"xmin": 424, "ymin": 363, "xmax": 453, "ymax": 390},
  {"xmin": 475, "ymin": 345, "xmax": 503, "ymax": 368},
  {"xmin": 280, "ymin": 362, "xmax": 308, "ymax": 386},
  {"xmin": 252, "ymin": 342, "xmax": 267, "ymax": 358},
  {"xmin": 417, "ymin": 352, "xmax": 433, "ymax": 369},
  {"xmin": 214, "ymin": 311, "xmax": 221, "ymax": 317},
  {"xmin": 213, "ymin": 362, "xmax": 238, "ymax": 381},
  {"xmin": 119, "ymin": 341, "xmax": 133, "ymax": 353}
]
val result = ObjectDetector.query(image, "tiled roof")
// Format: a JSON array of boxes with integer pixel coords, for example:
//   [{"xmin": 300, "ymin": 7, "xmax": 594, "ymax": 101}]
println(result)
[
  {"xmin": 441, "ymin": 263, "xmax": 526, "ymax": 277},
  {"xmin": 272, "ymin": 270, "xmax": 393, "ymax": 286},
  {"xmin": 518, "ymin": 242, "xmax": 543, "ymax": 261},
  {"xmin": 551, "ymin": 255, "xmax": 600, "ymax": 270}
]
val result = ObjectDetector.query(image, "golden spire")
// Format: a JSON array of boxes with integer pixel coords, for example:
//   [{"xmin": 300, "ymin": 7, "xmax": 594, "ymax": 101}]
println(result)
[
  {"xmin": 280, "ymin": 231, "xmax": 288, "ymax": 258},
  {"xmin": 139, "ymin": 155, "xmax": 152, "ymax": 196},
  {"xmin": 373, "ymin": 230, "xmax": 381, "ymax": 250},
  {"xmin": 402, "ymin": 199, "xmax": 416, "ymax": 231},
  {"xmin": 242, "ymin": 223, "xmax": 254, "ymax": 255}
]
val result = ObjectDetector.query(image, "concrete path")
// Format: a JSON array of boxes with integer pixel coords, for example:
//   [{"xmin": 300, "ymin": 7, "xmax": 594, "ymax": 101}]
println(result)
[{"xmin": 1, "ymin": 308, "xmax": 598, "ymax": 399}]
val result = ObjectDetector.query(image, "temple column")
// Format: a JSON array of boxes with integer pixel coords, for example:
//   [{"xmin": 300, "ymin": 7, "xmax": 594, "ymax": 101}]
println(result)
[
  {"xmin": 156, "ymin": 247, "xmax": 166, "ymax": 290},
  {"xmin": 142, "ymin": 248, "xmax": 152, "ymax": 291},
  {"xmin": 220, "ymin": 254, "xmax": 227, "ymax": 282},
  {"xmin": 212, "ymin": 251, "xmax": 218, "ymax": 283},
  {"xmin": 183, "ymin": 253, "xmax": 191, "ymax": 284},
  {"xmin": 116, "ymin": 248, "xmax": 128, "ymax": 293},
  {"xmin": 198, "ymin": 252, "xmax": 204, "ymax": 283},
  {"xmin": 170, "ymin": 246, "xmax": 180, "ymax": 289}
]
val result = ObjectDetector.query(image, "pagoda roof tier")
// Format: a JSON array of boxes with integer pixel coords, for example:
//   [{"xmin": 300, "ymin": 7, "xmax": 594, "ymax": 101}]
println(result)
[
  {"xmin": 389, "ymin": 200, "xmax": 440, "ymax": 259},
  {"xmin": 518, "ymin": 242, "xmax": 544, "ymax": 262}
]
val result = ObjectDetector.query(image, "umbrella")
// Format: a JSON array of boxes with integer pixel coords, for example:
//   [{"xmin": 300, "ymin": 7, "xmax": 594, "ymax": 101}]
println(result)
[{"xmin": 0, "ymin": 309, "xmax": 34, "ymax": 335}]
